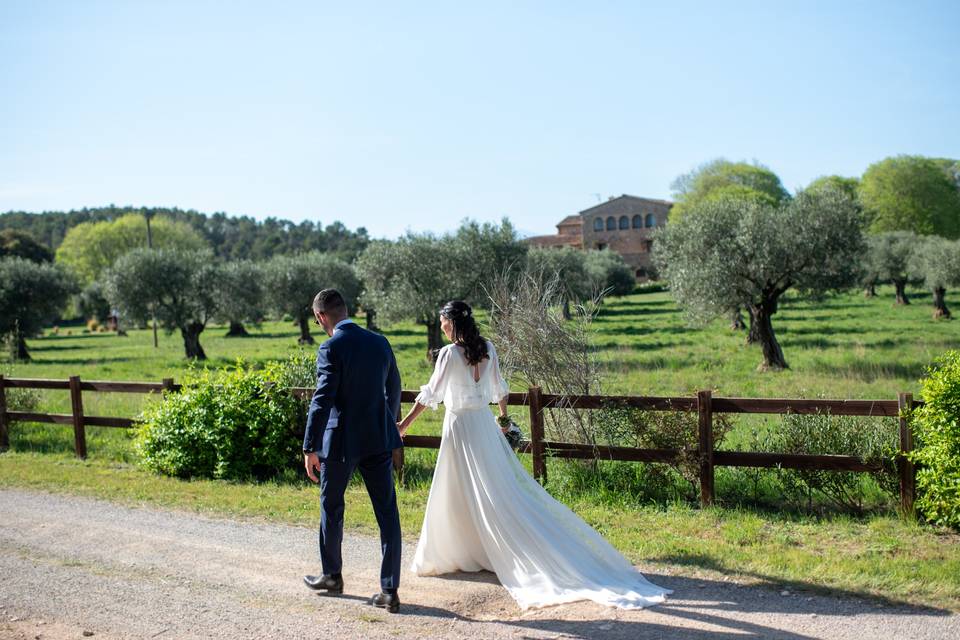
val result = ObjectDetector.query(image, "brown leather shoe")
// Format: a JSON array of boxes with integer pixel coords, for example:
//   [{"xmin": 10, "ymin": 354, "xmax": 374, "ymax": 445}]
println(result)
[{"xmin": 303, "ymin": 574, "xmax": 343, "ymax": 594}]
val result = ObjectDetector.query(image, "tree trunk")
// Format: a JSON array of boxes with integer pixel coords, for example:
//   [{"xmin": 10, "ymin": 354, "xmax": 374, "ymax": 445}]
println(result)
[
  {"xmin": 426, "ymin": 318, "xmax": 444, "ymax": 363},
  {"xmin": 746, "ymin": 311, "xmax": 760, "ymax": 345},
  {"xmin": 225, "ymin": 320, "xmax": 250, "ymax": 337},
  {"xmin": 894, "ymin": 279, "xmax": 910, "ymax": 305},
  {"xmin": 749, "ymin": 302, "xmax": 788, "ymax": 371},
  {"xmin": 297, "ymin": 312, "xmax": 315, "ymax": 345},
  {"xmin": 9, "ymin": 330, "xmax": 30, "ymax": 361},
  {"xmin": 365, "ymin": 308, "xmax": 379, "ymax": 332},
  {"xmin": 933, "ymin": 287, "xmax": 951, "ymax": 319},
  {"xmin": 180, "ymin": 323, "xmax": 207, "ymax": 360},
  {"xmin": 864, "ymin": 283, "xmax": 876, "ymax": 298},
  {"xmin": 562, "ymin": 299, "xmax": 572, "ymax": 321},
  {"xmin": 730, "ymin": 307, "xmax": 745, "ymax": 331}
]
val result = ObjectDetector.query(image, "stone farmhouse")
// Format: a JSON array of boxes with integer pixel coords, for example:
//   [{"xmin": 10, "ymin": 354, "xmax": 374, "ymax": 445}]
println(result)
[{"xmin": 526, "ymin": 194, "xmax": 672, "ymax": 280}]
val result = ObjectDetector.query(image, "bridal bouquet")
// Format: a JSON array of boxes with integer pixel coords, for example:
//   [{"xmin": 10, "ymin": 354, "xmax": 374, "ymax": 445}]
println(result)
[{"xmin": 497, "ymin": 415, "xmax": 524, "ymax": 450}]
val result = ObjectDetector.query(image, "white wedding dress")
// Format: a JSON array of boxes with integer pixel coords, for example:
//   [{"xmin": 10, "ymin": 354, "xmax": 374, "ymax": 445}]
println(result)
[{"xmin": 410, "ymin": 341, "xmax": 671, "ymax": 610}]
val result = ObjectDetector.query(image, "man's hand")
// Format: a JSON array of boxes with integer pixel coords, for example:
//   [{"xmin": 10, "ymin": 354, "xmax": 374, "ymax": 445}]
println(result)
[{"xmin": 304, "ymin": 452, "xmax": 322, "ymax": 483}]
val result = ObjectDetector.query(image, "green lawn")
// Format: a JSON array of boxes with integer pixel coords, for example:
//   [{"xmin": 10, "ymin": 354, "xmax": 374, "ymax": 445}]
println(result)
[{"xmin": 2, "ymin": 284, "xmax": 959, "ymax": 609}]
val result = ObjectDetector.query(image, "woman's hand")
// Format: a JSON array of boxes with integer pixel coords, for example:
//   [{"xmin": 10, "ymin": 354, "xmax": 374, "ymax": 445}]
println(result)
[{"xmin": 397, "ymin": 421, "xmax": 408, "ymax": 439}]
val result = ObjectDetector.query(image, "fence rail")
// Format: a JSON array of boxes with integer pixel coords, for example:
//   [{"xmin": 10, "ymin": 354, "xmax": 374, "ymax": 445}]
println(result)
[{"xmin": 0, "ymin": 375, "xmax": 921, "ymax": 516}]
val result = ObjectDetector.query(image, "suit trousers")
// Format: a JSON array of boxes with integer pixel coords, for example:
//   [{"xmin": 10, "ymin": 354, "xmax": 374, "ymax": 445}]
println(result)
[{"xmin": 318, "ymin": 450, "xmax": 402, "ymax": 592}]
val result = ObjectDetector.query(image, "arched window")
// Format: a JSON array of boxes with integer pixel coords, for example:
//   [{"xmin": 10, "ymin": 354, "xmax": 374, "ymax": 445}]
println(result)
[
  {"xmin": 645, "ymin": 213, "xmax": 656, "ymax": 227},
  {"xmin": 632, "ymin": 215, "xmax": 642, "ymax": 228},
  {"xmin": 606, "ymin": 216, "xmax": 616, "ymax": 231},
  {"xmin": 593, "ymin": 217, "xmax": 604, "ymax": 231},
  {"xmin": 618, "ymin": 216, "xmax": 629, "ymax": 230}
]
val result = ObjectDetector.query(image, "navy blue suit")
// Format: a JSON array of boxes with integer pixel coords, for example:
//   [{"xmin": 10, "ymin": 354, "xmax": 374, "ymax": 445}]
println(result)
[{"xmin": 303, "ymin": 321, "xmax": 403, "ymax": 592}]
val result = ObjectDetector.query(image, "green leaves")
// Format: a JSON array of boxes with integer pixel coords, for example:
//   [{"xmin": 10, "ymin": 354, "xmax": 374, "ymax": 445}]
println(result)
[
  {"xmin": 136, "ymin": 356, "xmax": 309, "ymax": 480},
  {"xmin": 860, "ymin": 155, "xmax": 960, "ymax": 238},
  {"xmin": 908, "ymin": 351, "xmax": 960, "ymax": 529}
]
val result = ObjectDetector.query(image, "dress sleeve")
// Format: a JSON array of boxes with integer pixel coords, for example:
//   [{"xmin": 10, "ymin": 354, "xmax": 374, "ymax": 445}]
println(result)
[
  {"xmin": 416, "ymin": 346, "xmax": 451, "ymax": 410},
  {"xmin": 487, "ymin": 341, "xmax": 510, "ymax": 402}
]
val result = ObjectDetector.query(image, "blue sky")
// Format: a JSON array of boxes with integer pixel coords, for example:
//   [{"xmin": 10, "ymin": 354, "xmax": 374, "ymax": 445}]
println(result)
[{"xmin": 2, "ymin": 1, "xmax": 958, "ymax": 238}]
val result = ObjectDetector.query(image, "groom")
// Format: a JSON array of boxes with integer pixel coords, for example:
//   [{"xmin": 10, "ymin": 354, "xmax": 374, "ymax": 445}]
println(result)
[{"xmin": 302, "ymin": 288, "xmax": 404, "ymax": 613}]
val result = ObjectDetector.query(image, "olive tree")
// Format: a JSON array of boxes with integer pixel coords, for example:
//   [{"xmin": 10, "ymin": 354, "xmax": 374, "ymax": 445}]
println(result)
[
  {"xmin": 526, "ymin": 246, "xmax": 590, "ymax": 319},
  {"xmin": 356, "ymin": 220, "xmax": 525, "ymax": 361},
  {"xmin": 654, "ymin": 187, "xmax": 865, "ymax": 370},
  {"xmin": 0, "ymin": 258, "xmax": 75, "ymax": 360},
  {"xmin": 103, "ymin": 248, "xmax": 220, "ymax": 359},
  {"xmin": 909, "ymin": 236, "xmax": 960, "ymax": 319},
  {"xmin": 584, "ymin": 249, "xmax": 635, "ymax": 297},
  {"xmin": 356, "ymin": 234, "xmax": 470, "ymax": 360},
  {"xmin": 263, "ymin": 252, "xmax": 359, "ymax": 345},
  {"xmin": 215, "ymin": 260, "xmax": 266, "ymax": 337},
  {"xmin": 867, "ymin": 231, "xmax": 920, "ymax": 305}
]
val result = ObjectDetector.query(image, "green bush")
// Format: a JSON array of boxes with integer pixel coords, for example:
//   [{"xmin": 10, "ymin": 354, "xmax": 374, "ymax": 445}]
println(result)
[
  {"xmin": 594, "ymin": 401, "xmax": 733, "ymax": 501},
  {"xmin": 768, "ymin": 412, "xmax": 898, "ymax": 512},
  {"xmin": 908, "ymin": 351, "xmax": 960, "ymax": 528},
  {"xmin": 136, "ymin": 354, "xmax": 313, "ymax": 480}
]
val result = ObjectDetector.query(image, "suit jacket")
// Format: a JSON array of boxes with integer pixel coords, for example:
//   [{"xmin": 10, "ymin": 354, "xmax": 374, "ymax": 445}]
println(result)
[{"xmin": 303, "ymin": 322, "xmax": 403, "ymax": 462}]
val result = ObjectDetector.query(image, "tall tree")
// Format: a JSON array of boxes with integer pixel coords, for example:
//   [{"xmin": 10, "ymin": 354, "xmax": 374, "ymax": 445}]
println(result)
[
  {"xmin": 56, "ymin": 213, "xmax": 208, "ymax": 285},
  {"xmin": 0, "ymin": 229, "xmax": 53, "ymax": 263},
  {"xmin": 104, "ymin": 249, "xmax": 220, "ymax": 359},
  {"xmin": 909, "ymin": 236, "xmax": 960, "ymax": 319},
  {"xmin": 669, "ymin": 158, "xmax": 790, "ymax": 221},
  {"xmin": 859, "ymin": 155, "xmax": 960, "ymax": 238},
  {"xmin": 654, "ymin": 187, "xmax": 865, "ymax": 370},
  {"xmin": 866, "ymin": 231, "xmax": 920, "ymax": 305},
  {"xmin": 0, "ymin": 258, "xmax": 75, "ymax": 360},
  {"xmin": 263, "ymin": 252, "xmax": 360, "ymax": 345}
]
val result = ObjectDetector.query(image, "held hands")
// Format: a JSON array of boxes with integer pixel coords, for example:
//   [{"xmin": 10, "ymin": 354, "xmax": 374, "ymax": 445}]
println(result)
[{"xmin": 497, "ymin": 414, "xmax": 511, "ymax": 434}]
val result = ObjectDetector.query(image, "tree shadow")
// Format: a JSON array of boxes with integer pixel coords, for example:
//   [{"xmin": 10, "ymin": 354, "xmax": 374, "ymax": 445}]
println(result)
[
  {"xmin": 811, "ymin": 360, "xmax": 929, "ymax": 382},
  {"xmin": 27, "ymin": 356, "xmax": 138, "ymax": 365},
  {"xmin": 401, "ymin": 571, "xmax": 949, "ymax": 639}
]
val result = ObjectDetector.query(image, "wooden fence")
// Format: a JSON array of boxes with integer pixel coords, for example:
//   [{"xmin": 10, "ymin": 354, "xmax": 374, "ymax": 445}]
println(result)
[{"xmin": 0, "ymin": 375, "xmax": 919, "ymax": 516}]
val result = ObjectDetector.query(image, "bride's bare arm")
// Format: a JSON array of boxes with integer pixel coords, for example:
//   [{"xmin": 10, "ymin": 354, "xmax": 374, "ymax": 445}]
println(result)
[{"xmin": 398, "ymin": 402, "xmax": 428, "ymax": 437}]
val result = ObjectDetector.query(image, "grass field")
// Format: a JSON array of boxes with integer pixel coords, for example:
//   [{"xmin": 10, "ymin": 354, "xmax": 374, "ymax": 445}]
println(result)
[{"xmin": 2, "ymin": 284, "xmax": 959, "ymax": 609}]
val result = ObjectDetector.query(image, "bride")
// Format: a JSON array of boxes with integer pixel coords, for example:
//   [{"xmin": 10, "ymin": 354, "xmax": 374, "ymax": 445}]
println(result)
[{"xmin": 397, "ymin": 300, "xmax": 671, "ymax": 610}]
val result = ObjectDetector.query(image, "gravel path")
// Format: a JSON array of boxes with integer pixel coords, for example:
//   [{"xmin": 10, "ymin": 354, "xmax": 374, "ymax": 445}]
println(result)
[{"xmin": 1, "ymin": 488, "xmax": 957, "ymax": 640}]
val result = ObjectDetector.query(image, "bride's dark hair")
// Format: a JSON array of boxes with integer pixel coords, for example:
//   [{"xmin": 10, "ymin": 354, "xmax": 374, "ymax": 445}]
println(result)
[{"xmin": 440, "ymin": 300, "xmax": 488, "ymax": 365}]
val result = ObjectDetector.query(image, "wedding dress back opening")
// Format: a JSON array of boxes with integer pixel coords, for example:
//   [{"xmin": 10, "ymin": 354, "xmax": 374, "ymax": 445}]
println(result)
[{"xmin": 411, "ymin": 340, "xmax": 671, "ymax": 610}]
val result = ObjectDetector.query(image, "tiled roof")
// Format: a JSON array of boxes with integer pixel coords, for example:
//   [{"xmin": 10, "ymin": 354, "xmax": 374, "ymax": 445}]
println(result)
[
  {"xmin": 557, "ymin": 215, "xmax": 583, "ymax": 227},
  {"xmin": 525, "ymin": 234, "xmax": 582, "ymax": 248},
  {"xmin": 577, "ymin": 194, "xmax": 673, "ymax": 216}
]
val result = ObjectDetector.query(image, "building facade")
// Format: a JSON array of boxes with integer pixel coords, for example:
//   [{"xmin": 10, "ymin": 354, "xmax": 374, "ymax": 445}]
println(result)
[{"xmin": 527, "ymin": 195, "xmax": 672, "ymax": 279}]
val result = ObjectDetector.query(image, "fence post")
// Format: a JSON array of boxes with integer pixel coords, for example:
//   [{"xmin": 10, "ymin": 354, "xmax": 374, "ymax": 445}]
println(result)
[
  {"xmin": 69, "ymin": 375, "xmax": 86, "ymax": 459},
  {"xmin": 161, "ymin": 377, "xmax": 175, "ymax": 393},
  {"xmin": 898, "ymin": 392, "xmax": 916, "ymax": 519},
  {"xmin": 0, "ymin": 374, "xmax": 9, "ymax": 452},
  {"xmin": 528, "ymin": 386, "xmax": 547, "ymax": 484},
  {"xmin": 698, "ymin": 389, "xmax": 714, "ymax": 507}
]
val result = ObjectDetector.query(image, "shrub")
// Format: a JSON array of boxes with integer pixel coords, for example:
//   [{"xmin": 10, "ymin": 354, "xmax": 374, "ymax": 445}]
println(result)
[
  {"xmin": 135, "ymin": 355, "xmax": 312, "ymax": 480},
  {"xmin": 908, "ymin": 351, "xmax": 960, "ymax": 528},
  {"xmin": 594, "ymin": 401, "xmax": 733, "ymax": 501},
  {"xmin": 767, "ymin": 412, "xmax": 898, "ymax": 512}
]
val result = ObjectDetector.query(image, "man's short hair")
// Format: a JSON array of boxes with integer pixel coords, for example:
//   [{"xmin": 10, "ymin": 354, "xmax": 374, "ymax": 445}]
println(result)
[{"xmin": 313, "ymin": 288, "xmax": 347, "ymax": 315}]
